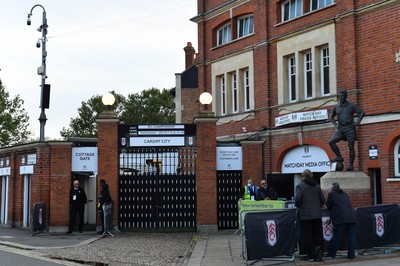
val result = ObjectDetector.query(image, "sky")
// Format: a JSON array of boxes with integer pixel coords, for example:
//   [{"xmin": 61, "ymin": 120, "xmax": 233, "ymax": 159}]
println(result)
[{"xmin": 0, "ymin": 0, "xmax": 198, "ymax": 139}]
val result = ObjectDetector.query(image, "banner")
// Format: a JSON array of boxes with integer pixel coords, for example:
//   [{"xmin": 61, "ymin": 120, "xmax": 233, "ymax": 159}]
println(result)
[
  {"xmin": 356, "ymin": 204, "xmax": 400, "ymax": 249},
  {"xmin": 238, "ymin": 200, "xmax": 285, "ymax": 229},
  {"xmin": 244, "ymin": 210, "xmax": 296, "ymax": 260}
]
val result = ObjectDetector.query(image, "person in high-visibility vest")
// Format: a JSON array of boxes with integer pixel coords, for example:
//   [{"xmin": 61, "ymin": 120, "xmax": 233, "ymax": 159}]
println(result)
[{"xmin": 241, "ymin": 178, "xmax": 258, "ymax": 200}]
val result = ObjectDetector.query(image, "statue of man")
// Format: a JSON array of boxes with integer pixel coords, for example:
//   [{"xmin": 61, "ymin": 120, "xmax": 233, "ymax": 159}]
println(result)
[{"xmin": 329, "ymin": 90, "xmax": 365, "ymax": 171}]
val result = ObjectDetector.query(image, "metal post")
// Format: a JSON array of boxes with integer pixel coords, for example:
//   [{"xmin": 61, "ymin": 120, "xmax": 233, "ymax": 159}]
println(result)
[{"xmin": 28, "ymin": 5, "xmax": 48, "ymax": 142}]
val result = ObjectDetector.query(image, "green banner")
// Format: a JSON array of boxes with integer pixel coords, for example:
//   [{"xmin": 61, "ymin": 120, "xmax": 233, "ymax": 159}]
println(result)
[{"xmin": 238, "ymin": 200, "xmax": 286, "ymax": 229}]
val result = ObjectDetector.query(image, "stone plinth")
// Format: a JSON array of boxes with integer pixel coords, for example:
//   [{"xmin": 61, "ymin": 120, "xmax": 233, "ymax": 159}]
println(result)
[{"xmin": 321, "ymin": 171, "xmax": 372, "ymax": 207}]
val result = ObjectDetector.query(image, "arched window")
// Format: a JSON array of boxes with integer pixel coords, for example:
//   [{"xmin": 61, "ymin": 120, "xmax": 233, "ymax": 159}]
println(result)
[{"xmin": 394, "ymin": 139, "xmax": 400, "ymax": 176}]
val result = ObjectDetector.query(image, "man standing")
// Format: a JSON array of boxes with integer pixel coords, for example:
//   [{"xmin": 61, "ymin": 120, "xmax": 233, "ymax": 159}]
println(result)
[
  {"xmin": 241, "ymin": 178, "xmax": 258, "ymax": 200},
  {"xmin": 295, "ymin": 169, "xmax": 326, "ymax": 262},
  {"xmin": 67, "ymin": 180, "xmax": 87, "ymax": 234},
  {"xmin": 97, "ymin": 179, "xmax": 112, "ymax": 235},
  {"xmin": 256, "ymin": 179, "xmax": 278, "ymax": 200},
  {"xmin": 326, "ymin": 182, "xmax": 357, "ymax": 260},
  {"xmin": 329, "ymin": 90, "xmax": 365, "ymax": 171}
]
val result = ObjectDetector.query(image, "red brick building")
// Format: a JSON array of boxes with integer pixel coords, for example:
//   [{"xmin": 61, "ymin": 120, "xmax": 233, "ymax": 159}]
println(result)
[{"xmin": 189, "ymin": 0, "xmax": 400, "ymax": 205}]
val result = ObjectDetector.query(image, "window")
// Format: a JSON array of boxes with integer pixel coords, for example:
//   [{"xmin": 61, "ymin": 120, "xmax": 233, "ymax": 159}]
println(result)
[
  {"xmin": 244, "ymin": 70, "xmax": 250, "ymax": 111},
  {"xmin": 282, "ymin": 0, "xmax": 303, "ymax": 21},
  {"xmin": 277, "ymin": 24, "xmax": 337, "ymax": 107},
  {"xmin": 217, "ymin": 23, "xmax": 232, "ymax": 46},
  {"xmin": 395, "ymin": 139, "xmax": 400, "ymax": 176},
  {"xmin": 220, "ymin": 76, "xmax": 227, "ymax": 115},
  {"xmin": 238, "ymin": 15, "xmax": 254, "ymax": 38},
  {"xmin": 304, "ymin": 51, "xmax": 313, "ymax": 99},
  {"xmin": 212, "ymin": 51, "xmax": 254, "ymax": 117},
  {"xmin": 288, "ymin": 56, "xmax": 296, "ymax": 102},
  {"xmin": 310, "ymin": 0, "xmax": 334, "ymax": 11},
  {"xmin": 321, "ymin": 46, "xmax": 330, "ymax": 95},
  {"xmin": 232, "ymin": 73, "xmax": 238, "ymax": 113}
]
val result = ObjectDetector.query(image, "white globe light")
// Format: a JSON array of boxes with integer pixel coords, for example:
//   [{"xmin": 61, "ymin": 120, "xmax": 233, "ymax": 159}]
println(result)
[
  {"xmin": 102, "ymin": 92, "xmax": 115, "ymax": 106},
  {"xmin": 199, "ymin": 92, "xmax": 213, "ymax": 105}
]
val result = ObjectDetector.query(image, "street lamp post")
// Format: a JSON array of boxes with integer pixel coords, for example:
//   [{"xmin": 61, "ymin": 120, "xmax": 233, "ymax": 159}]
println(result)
[{"xmin": 27, "ymin": 4, "xmax": 49, "ymax": 142}]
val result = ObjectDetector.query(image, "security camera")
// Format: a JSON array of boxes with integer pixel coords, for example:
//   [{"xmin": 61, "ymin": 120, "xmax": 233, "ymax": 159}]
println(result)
[
  {"xmin": 27, "ymin": 15, "xmax": 31, "ymax": 26},
  {"xmin": 36, "ymin": 39, "xmax": 41, "ymax": 48}
]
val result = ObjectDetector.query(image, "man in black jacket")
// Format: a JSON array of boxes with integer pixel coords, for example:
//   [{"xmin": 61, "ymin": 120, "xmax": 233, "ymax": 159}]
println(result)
[
  {"xmin": 256, "ymin": 179, "xmax": 278, "ymax": 200},
  {"xmin": 326, "ymin": 182, "xmax": 357, "ymax": 259},
  {"xmin": 295, "ymin": 169, "xmax": 326, "ymax": 262},
  {"xmin": 67, "ymin": 180, "xmax": 87, "ymax": 234},
  {"xmin": 97, "ymin": 179, "xmax": 112, "ymax": 235}
]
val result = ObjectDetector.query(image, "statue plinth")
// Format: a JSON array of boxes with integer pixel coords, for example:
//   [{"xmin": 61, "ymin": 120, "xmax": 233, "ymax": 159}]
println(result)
[
  {"xmin": 321, "ymin": 171, "xmax": 370, "ymax": 190},
  {"xmin": 320, "ymin": 171, "xmax": 372, "ymax": 207}
]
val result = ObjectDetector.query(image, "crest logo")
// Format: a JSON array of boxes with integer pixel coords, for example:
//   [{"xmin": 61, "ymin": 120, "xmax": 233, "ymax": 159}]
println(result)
[
  {"xmin": 265, "ymin": 220, "xmax": 278, "ymax": 246},
  {"xmin": 374, "ymin": 213, "xmax": 385, "ymax": 237},
  {"xmin": 121, "ymin": 137, "xmax": 126, "ymax": 146},
  {"xmin": 322, "ymin": 216, "xmax": 333, "ymax": 241}
]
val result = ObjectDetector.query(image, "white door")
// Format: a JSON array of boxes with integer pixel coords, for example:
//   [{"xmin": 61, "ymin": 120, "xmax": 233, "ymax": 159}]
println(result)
[
  {"xmin": 23, "ymin": 175, "xmax": 31, "ymax": 227},
  {"xmin": 83, "ymin": 176, "xmax": 97, "ymax": 224},
  {"xmin": 1, "ymin": 176, "xmax": 8, "ymax": 224}
]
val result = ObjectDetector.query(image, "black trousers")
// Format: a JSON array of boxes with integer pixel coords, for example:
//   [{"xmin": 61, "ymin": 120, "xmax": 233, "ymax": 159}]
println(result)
[
  {"xmin": 301, "ymin": 219, "xmax": 323, "ymax": 257},
  {"xmin": 69, "ymin": 204, "xmax": 85, "ymax": 232}
]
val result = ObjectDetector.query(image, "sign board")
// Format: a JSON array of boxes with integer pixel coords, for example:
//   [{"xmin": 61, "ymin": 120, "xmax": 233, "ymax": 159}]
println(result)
[
  {"xmin": 119, "ymin": 124, "xmax": 196, "ymax": 148},
  {"xmin": 20, "ymin": 165, "xmax": 34, "ymax": 175},
  {"xmin": 71, "ymin": 147, "xmax": 98, "ymax": 172},
  {"xmin": 0, "ymin": 167, "xmax": 11, "ymax": 176},
  {"xmin": 27, "ymin": 154, "xmax": 37, "ymax": 165},
  {"xmin": 275, "ymin": 110, "xmax": 328, "ymax": 127},
  {"xmin": 369, "ymin": 145, "xmax": 378, "ymax": 160},
  {"xmin": 281, "ymin": 145, "xmax": 330, "ymax": 173},
  {"xmin": 216, "ymin": 147, "xmax": 242, "ymax": 170}
]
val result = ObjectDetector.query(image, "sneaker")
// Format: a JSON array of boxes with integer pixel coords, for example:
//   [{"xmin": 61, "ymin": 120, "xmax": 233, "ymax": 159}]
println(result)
[{"xmin": 97, "ymin": 231, "xmax": 104, "ymax": 235}]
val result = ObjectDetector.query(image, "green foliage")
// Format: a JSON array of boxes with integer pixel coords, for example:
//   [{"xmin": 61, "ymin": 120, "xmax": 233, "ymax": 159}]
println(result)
[
  {"xmin": 60, "ymin": 91, "xmax": 125, "ymax": 138},
  {"xmin": 0, "ymin": 80, "xmax": 31, "ymax": 147},
  {"xmin": 121, "ymin": 88, "xmax": 175, "ymax": 124},
  {"xmin": 60, "ymin": 88, "xmax": 175, "ymax": 139}
]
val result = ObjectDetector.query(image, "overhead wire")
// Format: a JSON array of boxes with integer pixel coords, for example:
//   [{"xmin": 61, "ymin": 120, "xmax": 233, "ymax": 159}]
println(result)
[{"xmin": 47, "ymin": 4, "xmax": 193, "ymax": 39}]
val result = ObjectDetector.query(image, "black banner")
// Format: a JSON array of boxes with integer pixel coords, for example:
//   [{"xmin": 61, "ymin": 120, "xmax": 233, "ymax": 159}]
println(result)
[
  {"xmin": 244, "ymin": 210, "xmax": 296, "ymax": 260},
  {"xmin": 356, "ymin": 204, "xmax": 400, "ymax": 249},
  {"xmin": 32, "ymin": 202, "xmax": 46, "ymax": 236}
]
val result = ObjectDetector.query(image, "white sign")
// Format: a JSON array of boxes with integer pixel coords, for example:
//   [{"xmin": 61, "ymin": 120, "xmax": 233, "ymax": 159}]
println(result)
[
  {"xmin": 216, "ymin": 147, "xmax": 242, "ymax": 170},
  {"xmin": 281, "ymin": 145, "xmax": 330, "ymax": 173},
  {"xmin": 71, "ymin": 147, "xmax": 98, "ymax": 172},
  {"xmin": 0, "ymin": 167, "xmax": 11, "ymax": 176},
  {"xmin": 27, "ymin": 153, "xmax": 37, "ymax": 165},
  {"xmin": 138, "ymin": 125, "xmax": 185, "ymax": 129},
  {"xmin": 138, "ymin": 130, "xmax": 185, "ymax": 135},
  {"xmin": 20, "ymin": 165, "xmax": 34, "ymax": 175},
  {"xmin": 275, "ymin": 110, "xmax": 328, "ymax": 127},
  {"xmin": 130, "ymin": 137, "xmax": 185, "ymax": 147}
]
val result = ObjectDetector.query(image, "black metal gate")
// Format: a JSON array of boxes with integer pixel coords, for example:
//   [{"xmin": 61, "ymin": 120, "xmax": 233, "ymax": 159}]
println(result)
[
  {"xmin": 119, "ymin": 147, "xmax": 196, "ymax": 231},
  {"xmin": 217, "ymin": 170, "xmax": 242, "ymax": 229}
]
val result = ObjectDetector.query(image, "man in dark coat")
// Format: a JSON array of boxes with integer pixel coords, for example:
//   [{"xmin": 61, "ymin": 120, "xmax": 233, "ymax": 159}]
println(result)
[
  {"xmin": 97, "ymin": 179, "xmax": 112, "ymax": 234},
  {"xmin": 67, "ymin": 180, "xmax": 87, "ymax": 234},
  {"xmin": 295, "ymin": 169, "xmax": 326, "ymax": 262},
  {"xmin": 256, "ymin": 179, "xmax": 278, "ymax": 200},
  {"xmin": 326, "ymin": 182, "xmax": 357, "ymax": 259}
]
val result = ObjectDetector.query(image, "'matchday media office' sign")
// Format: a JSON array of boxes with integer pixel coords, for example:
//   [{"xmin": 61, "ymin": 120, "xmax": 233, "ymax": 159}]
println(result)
[
  {"xmin": 275, "ymin": 110, "xmax": 328, "ymax": 127},
  {"xmin": 281, "ymin": 145, "xmax": 330, "ymax": 173},
  {"xmin": 71, "ymin": 147, "xmax": 98, "ymax": 173}
]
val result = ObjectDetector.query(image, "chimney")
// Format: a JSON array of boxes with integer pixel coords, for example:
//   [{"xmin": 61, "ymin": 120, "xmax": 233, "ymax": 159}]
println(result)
[{"xmin": 184, "ymin": 42, "xmax": 196, "ymax": 70}]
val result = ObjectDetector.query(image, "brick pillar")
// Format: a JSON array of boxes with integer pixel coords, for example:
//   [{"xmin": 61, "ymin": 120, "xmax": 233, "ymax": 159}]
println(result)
[
  {"xmin": 195, "ymin": 112, "xmax": 218, "ymax": 232},
  {"xmin": 96, "ymin": 111, "xmax": 120, "ymax": 225},
  {"xmin": 241, "ymin": 141, "xmax": 264, "ymax": 187}
]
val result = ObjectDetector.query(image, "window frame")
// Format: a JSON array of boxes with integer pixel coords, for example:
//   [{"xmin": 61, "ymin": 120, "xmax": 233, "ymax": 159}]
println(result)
[
  {"xmin": 304, "ymin": 51, "xmax": 313, "ymax": 99},
  {"xmin": 282, "ymin": 0, "xmax": 303, "ymax": 22},
  {"xmin": 220, "ymin": 75, "xmax": 227, "ymax": 115},
  {"xmin": 231, "ymin": 72, "xmax": 239, "ymax": 113},
  {"xmin": 310, "ymin": 0, "xmax": 334, "ymax": 11},
  {"xmin": 217, "ymin": 23, "xmax": 232, "ymax": 46},
  {"xmin": 395, "ymin": 139, "xmax": 400, "ymax": 176},
  {"xmin": 288, "ymin": 56, "xmax": 297, "ymax": 102},
  {"xmin": 320, "ymin": 46, "xmax": 330, "ymax": 96},
  {"xmin": 237, "ymin": 15, "xmax": 254, "ymax": 38}
]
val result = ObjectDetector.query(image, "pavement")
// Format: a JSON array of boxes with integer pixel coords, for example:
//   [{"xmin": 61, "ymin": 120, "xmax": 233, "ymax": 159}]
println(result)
[{"xmin": 1, "ymin": 226, "xmax": 400, "ymax": 265}]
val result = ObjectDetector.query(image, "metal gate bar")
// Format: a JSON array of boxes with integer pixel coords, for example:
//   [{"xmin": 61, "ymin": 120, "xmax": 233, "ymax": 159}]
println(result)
[{"xmin": 217, "ymin": 171, "xmax": 242, "ymax": 229}]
